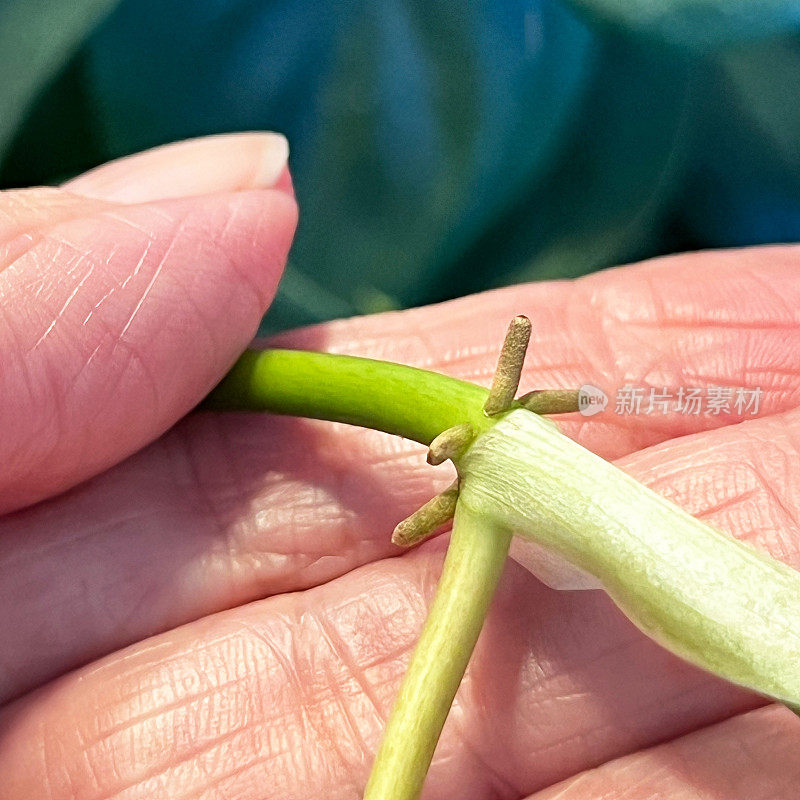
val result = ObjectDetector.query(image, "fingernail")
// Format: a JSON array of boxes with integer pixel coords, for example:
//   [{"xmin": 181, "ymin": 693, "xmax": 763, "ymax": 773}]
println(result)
[
  {"xmin": 64, "ymin": 132, "xmax": 291, "ymax": 203},
  {"xmin": 251, "ymin": 133, "xmax": 290, "ymax": 188}
]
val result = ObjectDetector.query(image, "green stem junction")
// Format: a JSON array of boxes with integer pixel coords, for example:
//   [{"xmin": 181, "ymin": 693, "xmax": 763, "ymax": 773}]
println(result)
[
  {"xmin": 205, "ymin": 336, "xmax": 573, "ymax": 800},
  {"xmin": 207, "ymin": 335, "xmax": 800, "ymax": 800}
]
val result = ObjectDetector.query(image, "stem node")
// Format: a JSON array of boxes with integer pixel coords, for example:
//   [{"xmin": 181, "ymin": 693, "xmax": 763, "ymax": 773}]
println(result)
[
  {"xmin": 427, "ymin": 423, "xmax": 475, "ymax": 465},
  {"xmin": 519, "ymin": 389, "xmax": 580, "ymax": 415},
  {"xmin": 483, "ymin": 315, "xmax": 532, "ymax": 416},
  {"xmin": 392, "ymin": 481, "xmax": 460, "ymax": 548}
]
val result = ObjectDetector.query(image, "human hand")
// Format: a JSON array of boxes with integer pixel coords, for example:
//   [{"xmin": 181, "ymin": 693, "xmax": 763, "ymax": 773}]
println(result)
[{"xmin": 1, "ymin": 143, "xmax": 799, "ymax": 797}]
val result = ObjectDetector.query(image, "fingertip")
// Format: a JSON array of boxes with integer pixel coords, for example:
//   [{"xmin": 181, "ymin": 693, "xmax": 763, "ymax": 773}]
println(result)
[
  {"xmin": 0, "ymin": 184, "xmax": 298, "ymax": 512},
  {"xmin": 64, "ymin": 132, "xmax": 292, "ymax": 204},
  {"xmin": 272, "ymin": 165, "xmax": 294, "ymax": 197}
]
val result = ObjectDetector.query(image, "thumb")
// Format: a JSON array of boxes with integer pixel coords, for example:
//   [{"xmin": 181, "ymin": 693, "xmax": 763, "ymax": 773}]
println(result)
[{"xmin": 0, "ymin": 133, "xmax": 297, "ymax": 513}]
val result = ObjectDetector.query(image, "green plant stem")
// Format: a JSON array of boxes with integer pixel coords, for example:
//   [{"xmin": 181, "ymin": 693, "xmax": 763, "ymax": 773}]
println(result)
[
  {"xmin": 205, "ymin": 347, "xmax": 520, "ymax": 799},
  {"xmin": 204, "ymin": 348, "xmax": 493, "ymax": 445},
  {"xmin": 207, "ymin": 343, "xmax": 800, "ymax": 788},
  {"xmin": 363, "ymin": 502, "xmax": 512, "ymax": 800}
]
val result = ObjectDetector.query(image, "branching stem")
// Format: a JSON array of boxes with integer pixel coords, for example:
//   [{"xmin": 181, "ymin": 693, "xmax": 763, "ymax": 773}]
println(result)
[
  {"xmin": 364, "ymin": 501, "xmax": 512, "ymax": 800},
  {"xmin": 205, "ymin": 344, "xmax": 581, "ymax": 800}
]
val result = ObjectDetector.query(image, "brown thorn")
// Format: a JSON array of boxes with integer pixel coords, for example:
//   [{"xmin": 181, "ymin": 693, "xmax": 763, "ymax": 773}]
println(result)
[
  {"xmin": 427, "ymin": 423, "xmax": 475, "ymax": 466},
  {"xmin": 518, "ymin": 389, "xmax": 580, "ymax": 415},
  {"xmin": 392, "ymin": 481, "xmax": 459, "ymax": 548},
  {"xmin": 483, "ymin": 315, "xmax": 532, "ymax": 416}
]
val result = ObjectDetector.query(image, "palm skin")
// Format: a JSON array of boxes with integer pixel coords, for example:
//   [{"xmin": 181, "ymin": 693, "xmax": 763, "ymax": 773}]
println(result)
[{"xmin": 1, "ymin": 134, "xmax": 799, "ymax": 798}]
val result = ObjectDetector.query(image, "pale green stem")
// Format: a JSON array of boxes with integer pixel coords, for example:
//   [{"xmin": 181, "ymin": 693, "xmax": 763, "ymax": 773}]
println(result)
[
  {"xmin": 206, "ymin": 345, "xmax": 800, "ymax": 782},
  {"xmin": 363, "ymin": 502, "xmax": 513, "ymax": 800}
]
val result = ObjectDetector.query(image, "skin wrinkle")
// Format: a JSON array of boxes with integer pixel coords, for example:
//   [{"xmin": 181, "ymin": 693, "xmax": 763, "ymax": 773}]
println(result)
[
  {"xmin": 586, "ymin": 267, "xmax": 800, "ymax": 426},
  {"xmin": 742, "ymin": 363, "xmax": 800, "ymax": 383},
  {"xmin": 115, "ymin": 219, "xmax": 183, "ymax": 343},
  {"xmin": 82, "ymin": 639, "xmax": 228, "ymax": 718},
  {"xmin": 0, "ymin": 536, "xmax": 776, "ymax": 796},
  {"xmin": 115, "ymin": 707, "xmax": 257, "ymax": 799},
  {"xmin": 733, "ymin": 265, "xmax": 800, "ymax": 327},
  {"xmin": 26, "ymin": 242, "xmax": 99, "ymax": 344},
  {"xmin": 3, "ymin": 223, "xmax": 157, "ymax": 486},
  {"xmin": 4, "ymin": 363, "xmax": 61, "ymax": 486},
  {"xmin": 0, "ymin": 192, "xmax": 110, "ymax": 276},
  {"xmin": 168, "ymin": 273, "xmax": 221, "ymax": 369},
  {"xmin": 446, "ymin": 694, "xmax": 522, "ymax": 800},
  {"xmin": 95, "ymin": 238, "xmax": 152, "ymax": 303},
  {"xmin": 558, "ymin": 283, "xmax": 688, "ymax": 448},
  {"xmin": 184, "ymin": 417, "xmax": 399, "ymax": 597},
  {"xmin": 751, "ymin": 445, "xmax": 800, "ymax": 530},
  {"xmin": 626, "ymin": 274, "xmax": 686, "ymax": 393},
  {"xmin": 82, "ymin": 671, "xmax": 232, "ymax": 750},
  {"xmin": 611, "ymin": 288, "xmax": 680, "ymax": 387},
  {"xmin": 38, "ymin": 253, "xmax": 98, "ymax": 464},
  {"xmin": 238, "ymin": 613, "xmax": 369, "ymax": 797},
  {"xmin": 479, "ymin": 565, "xmax": 755, "ymax": 790},
  {"xmin": 39, "ymin": 723, "xmax": 61, "ymax": 800},
  {"xmin": 75, "ymin": 724, "xmax": 104, "ymax": 799},
  {"xmin": 616, "ymin": 763, "xmax": 674, "ymax": 799},
  {"xmin": 632, "ymin": 417, "xmax": 800, "ymax": 555},
  {"xmin": 81, "ymin": 244, "xmax": 123, "ymax": 326},
  {"xmin": 195, "ymin": 418, "xmax": 270, "ymax": 589},
  {"xmin": 620, "ymin": 317, "xmax": 800, "ymax": 331},
  {"xmin": 207, "ymin": 201, "xmax": 285, "ymax": 320},
  {"xmin": 528, "ymin": 705, "xmax": 800, "ymax": 800},
  {"xmin": 67, "ymin": 317, "xmax": 128, "ymax": 400},
  {"xmin": 78, "ymin": 659, "xmax": 258, "ymax": 798},
  {"xmin": 213, "ymin": 198, "xmax": 272, "ymax": 313},
  {"xmin": 231, "ymin": 196, "xmax": 296, "ymax": 312},
  {"xmin": 319, "ymin": 659, "xmax": 374, "ymax": 773},
  {"xmin": 574, "ymin": 275, "xmax": 623, "ymax": 390},
  {"xmin": 33, "ymin": 259, "xmax": 96, "ymax": 348},
  {"xmin": 173, "ymin": 423, "xmax": 240, "ymax": 587},
  {"xmin": 313, "ymin": 611, "xmax": 387, "ymax": 732},
  {"xmin": 688, "ymin": 368, "xmax": 798, "ymax": 414},
  {"xmin": 0, "ymin": 299, "xmax": 39, "ymax": 427},
  {"xmin": 540, "ymin": 583, "xmax": 714, "ymax": 765},
  {"xmin": 695, "ymin": 486, "xmax": 761, "ymax": 525},
  {"xmin": 285, "ymin": 614, "xmax": 320, "ymax": 761},
  {"xmin": 101, "ymin": 207, "xmax": 177, "ymax": 238},
  {"xmin": 639, "ymin": 460, "xmax": 762, "ymax": 522}
]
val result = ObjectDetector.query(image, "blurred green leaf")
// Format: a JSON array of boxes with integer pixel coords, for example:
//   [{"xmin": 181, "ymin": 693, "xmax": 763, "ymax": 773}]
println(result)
[
  {"xmin": 284, "ymin": 1, "xmax": 595, "ymax": 312},
  {"xmin": 566, "ymin": 0, "xmax": 800, "ymax": 47},
  {"xmin": 721, "ymin": 40, "xmax": 800, "ymax": 168},
  {"xmin": 676, "ymin": 36, "xmax": 800, "ymax": 246},
  {"xmin": 6, "ymin": 0, "xmax": 800, "ymax": 336},
  {"xmin": 0, "ymin": 0, "xmax": 119, "ymax": 162},
  {"xmin": 0, "ymin": 52, "xmax": 106, "ymax": 187},
  {"xmin": 431, "ymin": 34, "xmax": 696, "ymax": 294},
  {"xmin": 257, "ymin": 263, "xmax": 357, "ymax": 336},
  {"xmin": 83, "ymin": 0, "xmax": 595, "ymax": 321}
]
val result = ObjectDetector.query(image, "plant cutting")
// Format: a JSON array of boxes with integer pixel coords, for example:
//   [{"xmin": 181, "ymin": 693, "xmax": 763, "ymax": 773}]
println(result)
[{"xmin": 206, "ymin": 315, "xmax": 800, "ymax": 800}]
